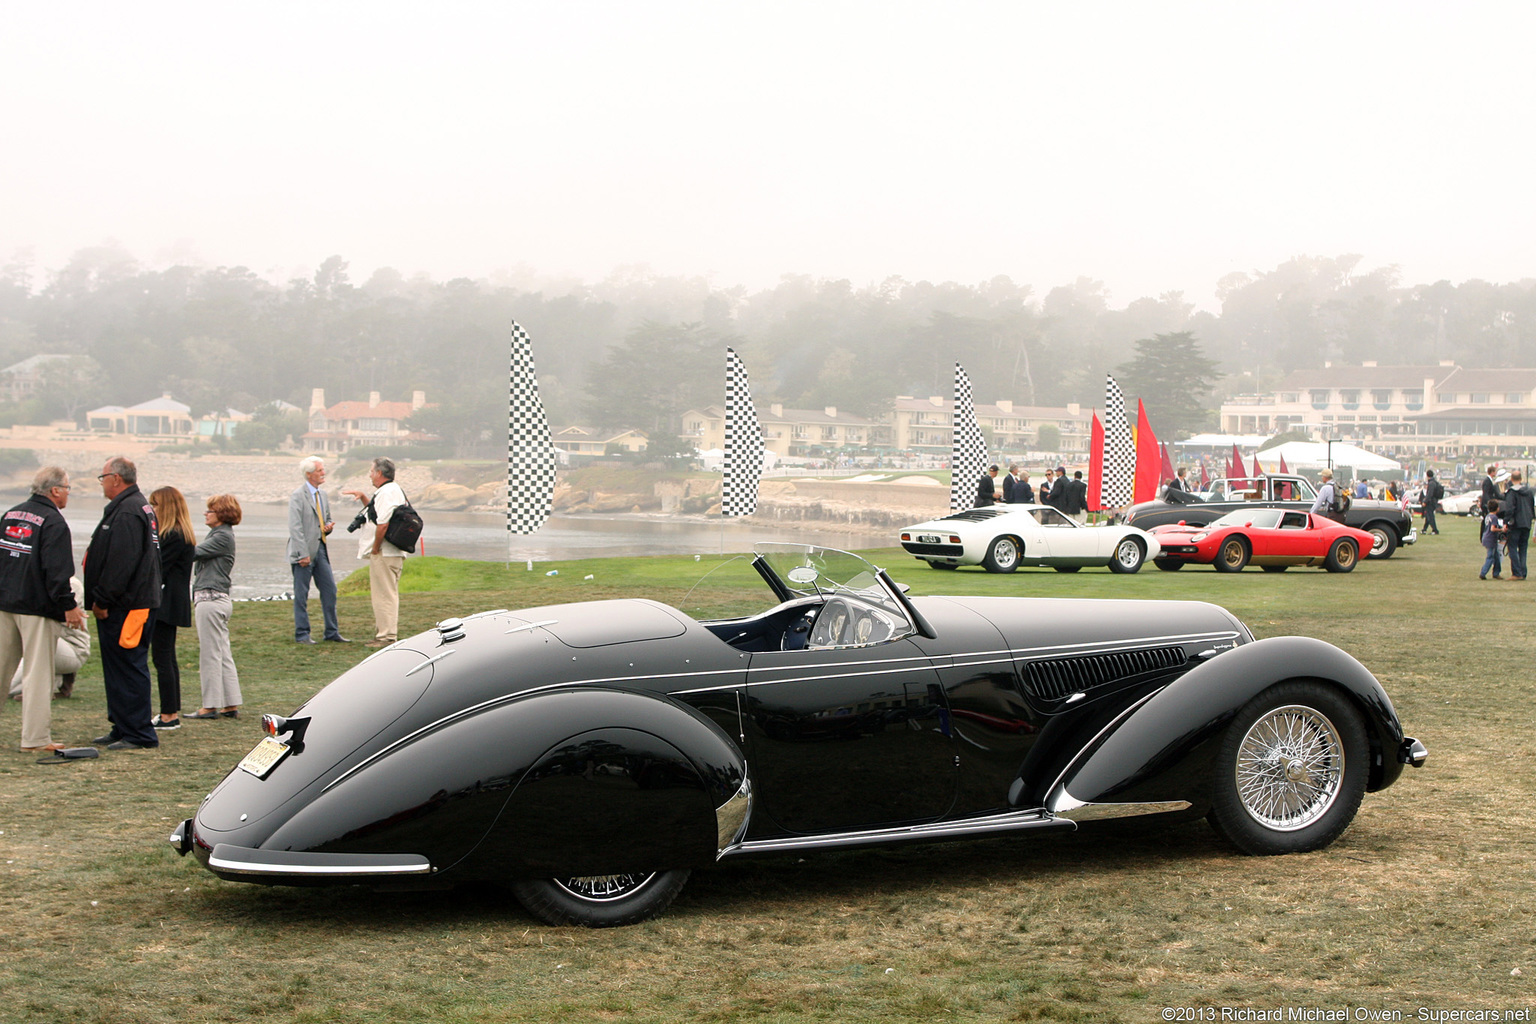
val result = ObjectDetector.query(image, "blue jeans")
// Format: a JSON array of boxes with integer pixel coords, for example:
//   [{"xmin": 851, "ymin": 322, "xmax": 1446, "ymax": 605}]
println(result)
[
  {"xmin": 1510, "ymin": 527, "xmax": 1530, "ymax": 580},
  {"xmin": 1481, "ymin": 543, "xmax": 1502, "ymax": 579},
  {"xmin": 291, "ymin": 543, "xmax": 340, "ymax": 640}
]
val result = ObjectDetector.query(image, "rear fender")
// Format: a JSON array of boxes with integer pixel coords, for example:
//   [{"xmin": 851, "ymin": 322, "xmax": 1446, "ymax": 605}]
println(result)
[
  {"xmin": 262, "ymin": 688, "xmax": 747, "ymax": 878},
  {"xmin": 1044, "ymin": 636, "xmax": 1406, "ymax": 816}
]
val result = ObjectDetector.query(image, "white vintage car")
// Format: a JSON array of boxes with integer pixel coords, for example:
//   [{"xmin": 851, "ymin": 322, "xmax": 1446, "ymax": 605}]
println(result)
[{"xmin": 898, "ymin": 504, "xmax": 1162, "ymax": 573}]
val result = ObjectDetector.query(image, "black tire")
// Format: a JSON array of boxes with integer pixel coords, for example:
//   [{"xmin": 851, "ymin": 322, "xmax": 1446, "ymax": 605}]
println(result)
[
  {"xmin": 982, "ymin": 536, "xmax": 1021, "ymax": 573},
  {"xmin": 1053, "ymin": 565, "xmax": 1081, "ymax": 573},
  {"xmin": 1213, "ymin": 537, "xmax": 1249, "ymax": 573},
  {"xmin": 1324, "ymin": 538, "xmax": 1359, "ymax": 573},
  {"xmin": 1153, "ymin": 558, "xmax": 1184, "ymax": 572},
  {"xmin": 1260, "ymin": 565, "xmax": 1288, "ymax": 573},
  {"xmin": 1107, "ymin": 536, "xmax": 1146, "ymax": 574},
  {"xmin": 511, "ymin": 869, "xmax": 691, "ymax": 927},
  {"xmin": 1363, "ymin": 523, "xmax": 1397, "ymax": 559},
  {"xmin": 926, "ymin": 559, "xmax": 959, "ymax": 570},
  {"xmin": 1207, "ymin": 681, "xmax": 1368, "ymax": 855}
]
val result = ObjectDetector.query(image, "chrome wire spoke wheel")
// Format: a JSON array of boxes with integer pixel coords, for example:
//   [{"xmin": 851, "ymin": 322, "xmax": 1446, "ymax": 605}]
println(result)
[
  {"xmin": 553, "ymin": 872, "xmax": 658, "ymax": 903},
  {"xmin": 1234, "ymin": 704, "xmax": 1344, "ymax": 831}
]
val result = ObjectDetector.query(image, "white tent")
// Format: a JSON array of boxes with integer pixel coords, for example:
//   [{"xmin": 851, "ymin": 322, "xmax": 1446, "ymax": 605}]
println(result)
[{"xmin": 1255, "ymin": 441, "xmax": 1401, "ymax": 475}]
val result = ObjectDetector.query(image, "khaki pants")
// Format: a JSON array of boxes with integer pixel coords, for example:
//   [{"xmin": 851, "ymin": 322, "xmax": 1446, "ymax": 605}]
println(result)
[
  {"xmin": 370, "ymin": 552, "xmax": 405, "ymax": 641},
  {"xmin": 0, "ymin": 611, "xmax": 58, "ymax": 749},
  {"xmin": 194, "ymin": 593, "xmax": 242, "ymax": 709}
]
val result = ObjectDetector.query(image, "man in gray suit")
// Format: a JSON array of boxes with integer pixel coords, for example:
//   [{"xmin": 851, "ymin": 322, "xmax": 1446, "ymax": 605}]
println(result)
[{"xmin": 287, "ymin": 456, "xmax": 348, "ymax": 643}]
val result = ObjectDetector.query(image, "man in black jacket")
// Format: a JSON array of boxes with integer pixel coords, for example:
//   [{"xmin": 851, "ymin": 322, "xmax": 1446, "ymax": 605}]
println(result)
[
  {"xmin": 0, "ymin": 466, "xmax": 85, "ymax": 753},
  {"xmin": 1421, "ymin": 470, "xmax": 1443, "ymax": 535},
  {"xmin": 1063, "ymin": 470, "xmax": 1089, "ymax": 522},
  {"xmin": 84, "ymin": 456, "xmax": 162, "ymax": 750},
  {"xmin": 1502, "ymin": 470, "xmax": 1534, "ymax": 581}
]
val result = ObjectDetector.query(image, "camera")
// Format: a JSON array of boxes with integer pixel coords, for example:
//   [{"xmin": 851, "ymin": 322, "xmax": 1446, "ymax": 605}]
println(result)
[{"xmin": 346, "ymin": 509, "xmax": 370, "ymax": 533}]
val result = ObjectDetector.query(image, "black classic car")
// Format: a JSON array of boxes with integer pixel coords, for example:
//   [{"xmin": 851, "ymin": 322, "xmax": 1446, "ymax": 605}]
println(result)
[
  {"xmin": 1125, "ymin": 475, "xmax": 1417, "ymax": 558},
  {"xmin": 171, "ymin": 545, "xmax": 1426, "ymax": 927}
]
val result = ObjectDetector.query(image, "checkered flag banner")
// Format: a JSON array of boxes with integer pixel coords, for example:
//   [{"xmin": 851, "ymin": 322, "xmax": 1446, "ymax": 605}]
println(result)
[
  {"xmin": 507, "ymin": 320, "xmax": 557, "ymax": 535},
  {"xmin": 723, "ymin": 347, "xmax": 766, "ymax": 517},
  {"xmin": 1101, "ymin": 374, "xmax": 1135, "ymax": 510},
  {"xmin": 949, "ymin": 363, "xmax": 988, "ymax": 511}
]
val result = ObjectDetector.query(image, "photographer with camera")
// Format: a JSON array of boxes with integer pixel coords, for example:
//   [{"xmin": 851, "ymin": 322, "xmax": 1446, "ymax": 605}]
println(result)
[{"xmin": 342, "ymin": 457, "xmax": 411, "ymax": 648}]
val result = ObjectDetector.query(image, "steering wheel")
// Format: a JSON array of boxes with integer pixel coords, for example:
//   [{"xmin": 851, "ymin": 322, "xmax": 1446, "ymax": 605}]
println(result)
[{"xmin": 781, "ymin": 608, "xmax": 817, "ymax": 651}]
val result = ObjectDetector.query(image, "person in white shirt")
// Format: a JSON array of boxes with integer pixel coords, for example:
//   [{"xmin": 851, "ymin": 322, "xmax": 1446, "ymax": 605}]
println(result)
[{"xmin": 343, "ymin": 457, "xmax": 410, "ymax": 648}]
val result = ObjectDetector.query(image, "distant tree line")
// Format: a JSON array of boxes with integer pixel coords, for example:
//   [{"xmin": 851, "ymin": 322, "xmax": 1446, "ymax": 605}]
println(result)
[{"xmin": 1, "ymin": 246, "xmax": 1532, "ymax": 453}]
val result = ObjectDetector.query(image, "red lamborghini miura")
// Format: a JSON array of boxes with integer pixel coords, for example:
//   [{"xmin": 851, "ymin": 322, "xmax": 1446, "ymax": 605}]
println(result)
[{"xmin": 1148, "ymin": 508, "xmax": 1376, "ymax": 573}]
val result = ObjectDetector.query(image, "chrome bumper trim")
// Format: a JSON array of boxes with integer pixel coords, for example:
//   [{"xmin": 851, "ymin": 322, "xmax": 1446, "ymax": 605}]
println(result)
[
  {"xmin": 208, "ymin": 844, "xmax": 433, "ymax": 877},
  {"xmin": 1400, "ymin": 737, "xmax": 1428, "ymax": 767}
]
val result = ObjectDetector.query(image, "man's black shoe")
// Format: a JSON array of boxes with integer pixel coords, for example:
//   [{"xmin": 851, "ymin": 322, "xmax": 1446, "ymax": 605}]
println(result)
[
  {"xmin": 323, "ymin": 636, "xmax": 352, "ymax": 643},
  {"xmin": 91, "ymin": 733, "xmax": 117, "ymax": 746},
  {"xmin": 106, "ymin": 739, "xmax": 157, "ymax": 750}
]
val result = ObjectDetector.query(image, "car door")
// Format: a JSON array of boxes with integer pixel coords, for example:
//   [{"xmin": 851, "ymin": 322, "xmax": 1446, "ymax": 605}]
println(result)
[
  {"xmin": 1272, "ymin": 510, "xmax": 1317, "ymax": 559},
  {"xmin": 742, "ymin": 618, "xmax": 958, "ymax": 835},
  {"xmin": 1029, "ymin": 506, "xmax": 1090, "ymax": 559}
]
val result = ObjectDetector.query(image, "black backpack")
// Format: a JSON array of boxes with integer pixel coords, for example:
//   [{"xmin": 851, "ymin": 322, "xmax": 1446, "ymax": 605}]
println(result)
[{"xmin": 369, "ymin": 489, "xmax": 424, "ymax": 554}]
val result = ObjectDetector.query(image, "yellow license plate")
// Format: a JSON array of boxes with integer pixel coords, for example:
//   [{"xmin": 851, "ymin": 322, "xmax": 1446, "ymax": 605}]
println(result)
[{"xmin": 237, "ymin": 736, "xmax": 290, "ymax": 779}]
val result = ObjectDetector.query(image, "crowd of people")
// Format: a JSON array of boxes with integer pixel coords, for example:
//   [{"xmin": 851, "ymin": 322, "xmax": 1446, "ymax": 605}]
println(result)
[
  {"xmin": 0, "ymin": 454, "xmax": 408, "ymax": 754},
  {"xmin": 974, "ymin": 463, "xmax": 1091, "ymax": 522}
]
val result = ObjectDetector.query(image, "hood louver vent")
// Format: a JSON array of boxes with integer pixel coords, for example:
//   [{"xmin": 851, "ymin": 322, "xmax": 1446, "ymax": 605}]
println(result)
[{"xmin": 1021, "ymin": 645, "xmax": 1187, "ymax": 702}]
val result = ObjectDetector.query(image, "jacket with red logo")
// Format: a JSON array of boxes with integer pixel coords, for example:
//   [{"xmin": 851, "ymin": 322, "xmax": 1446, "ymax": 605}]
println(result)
[{"xmin": 0, "ymin": 492, "xmax": 78, "ymax": 621}]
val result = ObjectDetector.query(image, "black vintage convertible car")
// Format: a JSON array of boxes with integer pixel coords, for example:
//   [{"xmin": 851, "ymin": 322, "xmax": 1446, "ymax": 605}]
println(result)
[{"xmin": 171, "ymin": 545, "xmax": 1426, "ymax": 926}]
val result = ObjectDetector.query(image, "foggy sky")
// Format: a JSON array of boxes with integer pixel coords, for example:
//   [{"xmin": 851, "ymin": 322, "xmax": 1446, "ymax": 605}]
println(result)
[{"xmin": 4, "ymin": 1, "xmax": 1533, "ymax": 310}]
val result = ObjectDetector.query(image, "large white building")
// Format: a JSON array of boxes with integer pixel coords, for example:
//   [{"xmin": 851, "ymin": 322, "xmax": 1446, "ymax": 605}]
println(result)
[{"xmin": 1220, "ymin": 363, "xmax": 1536, "ymax": 455}]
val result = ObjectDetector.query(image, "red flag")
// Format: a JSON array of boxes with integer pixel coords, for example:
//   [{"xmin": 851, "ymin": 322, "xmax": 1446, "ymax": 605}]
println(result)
[
  {"xmin": 1160, "ymin": 442, "xmax": 1176, "ymax": 485},
  {"xmin": 1087, "ymin": 412, "xmax": 1104, "ymax": 511},
  {"xmin": 1252, "ymin": 453, "xmax": 1263, "ymax": 478},
  {"xmin": 1231, "ymin": 443, "xmax": 1244, "ymax": 481},
  {"xmin": 1279, "ymin": 455, "xmax": 1289, "ymax": 474},
  {"xmin": 1199, "ymin": 461, "xmax": 1210, "ymax": 488},
  {"xmin": 1134, "ymin": 401, "xmax": 1161, "ymax": 503}
]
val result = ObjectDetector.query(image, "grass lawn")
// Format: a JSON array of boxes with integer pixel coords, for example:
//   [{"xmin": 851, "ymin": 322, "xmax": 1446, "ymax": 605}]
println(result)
[{"xmin": 0, "ymin": 513, "xmax": 1529, "ymax": 1022}]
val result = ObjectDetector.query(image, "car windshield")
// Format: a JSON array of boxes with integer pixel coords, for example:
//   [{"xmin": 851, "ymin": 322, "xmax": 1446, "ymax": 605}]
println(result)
[
  {"xmin": 680, "ymin": 543, "xmax": 916, "ymax": 641},
  {"xmin": 1210, "ymin": 508, "xmax": 1284, "ymax": 529}
]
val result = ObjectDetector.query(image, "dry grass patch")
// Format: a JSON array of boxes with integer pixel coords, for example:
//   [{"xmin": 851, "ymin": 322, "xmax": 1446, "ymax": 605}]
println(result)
[{"xmin": 0, "ymin": 515, "xmax": 1530, "ymax": 1021}]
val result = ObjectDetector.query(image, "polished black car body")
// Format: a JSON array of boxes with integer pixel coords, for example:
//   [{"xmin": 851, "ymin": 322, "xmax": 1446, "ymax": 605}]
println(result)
[
  {"xmin": 172, "ymin": 545, "xmax": 1426, "ymax": 926},
  {"xmin": 1125, "ymin": 474, "xmax": 1417, "ymax": 558}
]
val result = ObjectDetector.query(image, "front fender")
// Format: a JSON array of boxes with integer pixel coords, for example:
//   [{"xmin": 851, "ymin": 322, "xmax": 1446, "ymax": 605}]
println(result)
[{"xmin": 1046, "ymin": 636, "xmax": 1407, "ymax": 816}]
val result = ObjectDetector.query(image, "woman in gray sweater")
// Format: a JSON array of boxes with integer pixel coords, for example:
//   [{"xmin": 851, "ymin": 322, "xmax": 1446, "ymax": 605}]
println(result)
[{"xmin": 187, "ymin": 494, "xmax": 242, "ymax": 720}]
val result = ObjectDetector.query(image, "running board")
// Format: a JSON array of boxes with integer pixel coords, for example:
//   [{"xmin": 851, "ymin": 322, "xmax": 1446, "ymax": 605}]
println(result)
[{"xmin": 721, "ymin": 808, "xmax": 1074, "ymax": 856}]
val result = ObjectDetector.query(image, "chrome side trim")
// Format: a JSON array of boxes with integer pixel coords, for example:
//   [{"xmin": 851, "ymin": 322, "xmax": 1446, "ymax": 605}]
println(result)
[
  {"xmin": 208, "ymin": 844, "xmax": 432, "ymax": 877},
  {"xmin": 723, "ymin": 808, "xmax": 1071, "ymax": 856},
  {"xmin": 715, "ymin": 775, "xmax": 752, "ymax": 854},
  {"xmin": 1051, "ymin": 797, "xmax": 1192, "ymax": 821}
]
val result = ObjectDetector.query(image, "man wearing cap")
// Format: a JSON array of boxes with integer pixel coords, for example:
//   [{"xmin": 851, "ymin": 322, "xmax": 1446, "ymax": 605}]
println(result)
[{"xmin": 0, "ymin": 466, "xmax": 86, "ymax": 753}]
